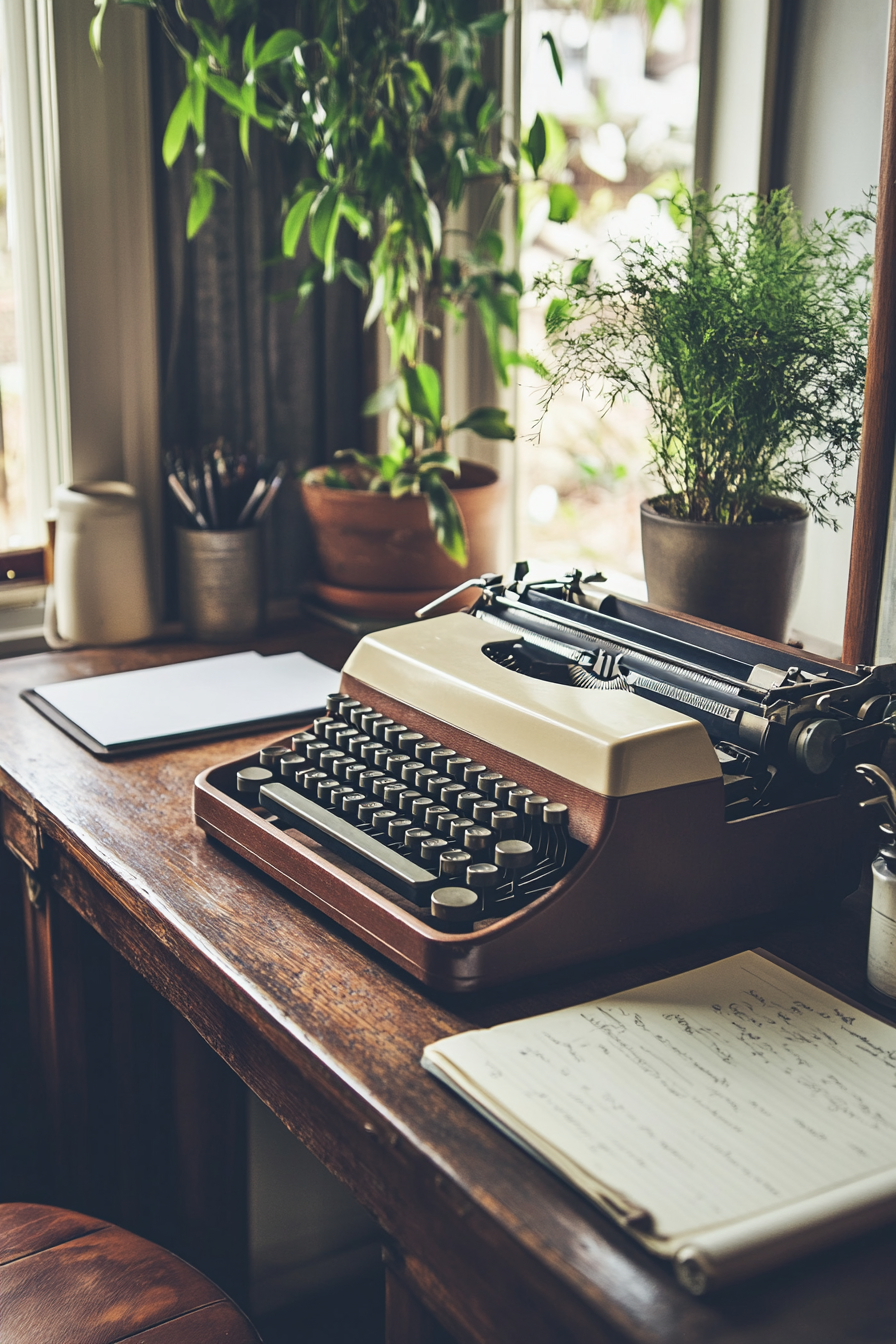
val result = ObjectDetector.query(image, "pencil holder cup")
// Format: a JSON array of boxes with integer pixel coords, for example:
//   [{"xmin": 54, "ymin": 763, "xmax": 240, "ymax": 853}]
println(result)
[{"xmin": 177, "ymin": 526, "xmax": 263, "ymax": 642}]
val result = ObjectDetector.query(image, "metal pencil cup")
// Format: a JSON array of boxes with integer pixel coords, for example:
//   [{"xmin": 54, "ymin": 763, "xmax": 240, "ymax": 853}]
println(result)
[{"xmin": 177, "ymin": 526, "xmax": 263, "ymax": 641}]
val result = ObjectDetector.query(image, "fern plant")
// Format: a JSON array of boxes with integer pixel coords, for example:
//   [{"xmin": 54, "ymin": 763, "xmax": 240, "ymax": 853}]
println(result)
[{"xmin": 536, "ymin": 188, "xmax": 873, "ymax": 527}]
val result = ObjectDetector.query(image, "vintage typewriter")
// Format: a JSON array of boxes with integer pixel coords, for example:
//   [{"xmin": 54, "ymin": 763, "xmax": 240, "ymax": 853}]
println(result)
[{"xmin": 193, "ymin": 567, "xmax": 896, "ymax": 991}]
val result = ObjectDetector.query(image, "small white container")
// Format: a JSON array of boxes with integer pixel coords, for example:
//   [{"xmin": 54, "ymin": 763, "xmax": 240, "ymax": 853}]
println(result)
[
  {"xmin": 52, "ymin": 482, "xmax": 155, "ymax": 645},
  {"xmin": 868, "ymin": 851, "xmax": 896, "ymax": 1006}
]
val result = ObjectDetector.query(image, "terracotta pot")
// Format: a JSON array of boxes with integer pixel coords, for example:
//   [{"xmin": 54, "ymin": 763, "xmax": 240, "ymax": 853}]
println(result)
[
  {"xmin": 640, "ymin": 495, "xmax": 808, "ymax": 641},
  {"xmin": 302, "ymin": 461, "xmax": 505, "ymax": 615}
]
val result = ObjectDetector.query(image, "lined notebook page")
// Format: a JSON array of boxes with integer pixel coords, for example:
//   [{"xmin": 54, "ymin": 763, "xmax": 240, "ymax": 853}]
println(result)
[{"xmin": 423, "ymin": 952, "xmax": 896, "ymax": 1243}]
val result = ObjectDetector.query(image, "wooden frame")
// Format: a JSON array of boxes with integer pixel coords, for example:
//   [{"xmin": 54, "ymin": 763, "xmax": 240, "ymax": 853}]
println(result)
[{"xmin": 843, "ymin": 0, "xmax": 896, "ymax": 664}]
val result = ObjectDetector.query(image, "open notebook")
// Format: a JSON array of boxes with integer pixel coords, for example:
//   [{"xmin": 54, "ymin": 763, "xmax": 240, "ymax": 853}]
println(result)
[
  {"xmin": 23, "ymin": 650, "xmax": 340, "ymax": 756},
  {"xmin": 422, "ymin": 951, "xmax": 896, "ymax": 1293}
]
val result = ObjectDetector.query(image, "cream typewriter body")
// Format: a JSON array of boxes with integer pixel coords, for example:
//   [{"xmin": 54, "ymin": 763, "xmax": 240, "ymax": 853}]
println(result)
[{"xmin": 194, "ymin": 572, "xmax": 894, "ymax": 991}]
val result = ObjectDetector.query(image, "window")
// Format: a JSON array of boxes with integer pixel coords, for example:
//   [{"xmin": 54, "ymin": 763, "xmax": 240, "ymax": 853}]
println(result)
[
  {"xmin": 515, "ymin": 0, "xmax": 703, "ymax": 591},
  {"xmin": 0, "ymin": 0, "xmax": 71, "ymax": 556}
]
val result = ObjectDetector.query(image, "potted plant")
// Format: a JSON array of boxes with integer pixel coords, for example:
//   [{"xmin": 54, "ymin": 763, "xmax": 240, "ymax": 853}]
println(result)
[
  {"xmin": 535, "ymin": 188, "xmax": 873, "ymax": 641},
  {"xmin": 93, "ymin": 1, "xmax": 554, "ymax": 611}
]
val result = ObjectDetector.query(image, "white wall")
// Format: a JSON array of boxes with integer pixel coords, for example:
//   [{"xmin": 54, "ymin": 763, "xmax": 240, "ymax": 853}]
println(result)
[
  {"xmin": 780, "ymin": 0, "xmax": 888, "ymax": 652},
  {"xmin": 707, "ymin": 0, "xmax": 770, "ymax": 192}
]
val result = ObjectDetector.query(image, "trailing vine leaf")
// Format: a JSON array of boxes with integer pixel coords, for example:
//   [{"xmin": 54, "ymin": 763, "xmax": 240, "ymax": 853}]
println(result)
[
  {"xmin": 527, "ymin": 114, "xmax": 547, "ymax": 178},
  {"xmin": 187, "ymin": 168, "xmax": 229, "ymax": 238},
  {"xmin": 421, "ymin": 473, "xmax": 468, "ymax": 566},
  {"xmin": 541, "ymin": 31, "xmax": 564, "ymax": 83},
  {"xmin": 453, "ymin": 407, "xmax": 516, "ymax": 440},
  {"xmin": 548, "ymin": 183, "xmax": 578, "ymax": 223}
]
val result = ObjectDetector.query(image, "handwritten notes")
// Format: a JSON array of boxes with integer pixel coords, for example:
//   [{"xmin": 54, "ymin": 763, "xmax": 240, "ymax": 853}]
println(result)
[{"xmin": 423, "ymin": 952, "xmax": 896, "ymax": 1246}]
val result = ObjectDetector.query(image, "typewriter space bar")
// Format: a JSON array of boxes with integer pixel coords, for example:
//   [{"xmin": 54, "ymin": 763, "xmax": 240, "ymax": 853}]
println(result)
[{"xmin": 259, "ymin": 781, "xmax": 436, "ymax": 904}]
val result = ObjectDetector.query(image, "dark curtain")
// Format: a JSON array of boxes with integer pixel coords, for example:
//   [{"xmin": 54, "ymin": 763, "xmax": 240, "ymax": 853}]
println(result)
[{"xmin": 148, "ymin": 23, "xmax": 367, "ymax": 618}]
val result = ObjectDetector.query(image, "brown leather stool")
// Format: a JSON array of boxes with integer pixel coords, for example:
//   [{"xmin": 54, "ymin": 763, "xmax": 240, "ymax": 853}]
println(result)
[{"xmin": 0, "ymin": 1203, "xmax": 261, "ymax": 1343}]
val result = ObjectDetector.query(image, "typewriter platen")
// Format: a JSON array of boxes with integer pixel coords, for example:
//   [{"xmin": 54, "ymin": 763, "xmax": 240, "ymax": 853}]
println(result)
[{"xmin": 193, "ymin": 569, "xmax": 895, "ymax": 991}]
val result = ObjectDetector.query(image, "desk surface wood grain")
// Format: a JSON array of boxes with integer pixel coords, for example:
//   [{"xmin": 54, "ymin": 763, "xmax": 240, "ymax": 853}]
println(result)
[{"xmin": 1, "ymin": 627, "xmax": 895, "ymax": 1344}]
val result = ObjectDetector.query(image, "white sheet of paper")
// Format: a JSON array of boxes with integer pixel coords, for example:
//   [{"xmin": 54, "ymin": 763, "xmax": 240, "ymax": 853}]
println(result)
[
  {"xmin": 34, "ymin": 650, "xmax": 340, "ymax": 746},
  {"xmin": 423, "ymin": 951, "xmax": 896, "ymax": 1243}
]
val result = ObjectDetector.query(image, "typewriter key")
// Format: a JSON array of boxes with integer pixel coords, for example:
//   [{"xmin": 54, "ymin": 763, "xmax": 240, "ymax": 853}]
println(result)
[
  {"xmin": 328, "ymin": 786, "xmax": 354, "ymax": 809},
  {"xmin": 405, "ymin": 828, "xmax": 432, "ymax": 856},
  {"xmin": 386, "ymin": 754, "xmax": 411, "ymax": 777},
  {"xmin": 431, "ymin": 886, "xmax": 479, "ymax": 927},
  {"xmin": 340, "ymin": 792, "xmax": 366, "ymax": 818},
  {"xmin": 440, "ymin": 849, "xmax": 472, "ymax": 878},
  {"xmin": 507, "ymin": 787, "xmax": 534, "ymax": 811},
  {"xmin": 357, "ymin": 801, "xmax": 383, "ymax": 826},
  {"xmin": 374, "ymin": 747, "xmax": 395, "ymax": 770},
  {"xmin": 411, "ymin": 795, "xmax": 434, "ymax": 822},
  {"xmin": 304, "ymin": 740, "xmax": 329, "ymax": 763},
  {"xmin": 358, "ymin": 709, "xmax": 383, "ymax": 733},
  {"xmin": 323, "ymin": 719, "xmax": 345, "ymax": 743},
  {"xmin": 472, "ymin": 800, "xmax": 498, "ymax": 824},
  {"xmin": 447, "ymin": 756, "xmax": 472, "ymax": 780},
  {"xmin": 382, "ymin": 781, "xmax": 408, "ymax": 807},
  {"xmin": 493, "ymin": 779, "xmax": 518, "ymax": 806},
  {"xmin": 372, "ymin": 718, "xmax": 395, "ymax": 741},
  {"xmin": 326, "ymin": 692, "xmax": 350, "ymax": 715},
  {"xmin": 464, "ymin": 762, "xmax": 488, "ymax": 786},
  {"xmin": 358, "ymin": 770, "xmax": 384, "ymax": 791},
  {"xmin": 427, "ymin": 775, "xmax": 453, "ymax": 798},
  {"xmin": 348, "ymin": 735, "xmax": 371, "ymax": 757},
  {"xmin": 335, "ymin": 726, "xmax": 360, "ymax": 749},
  {"xmin": 384, "ymin": 723, "xmax": 409, "ymax": 746},
  {"xmin": 360, "ymin": 740, "xmax": 381, "ymax": 764},
  {"xmin": 278, "ymin": 752, "xmax": 305, "ymax": 777},
  {"xmin": 544, "ymin": 802, "xmax": 569, "ymax": 826},
  {"xmin": 333, "ymin": 756, "xmax": 354, "ymax": 781},
  {"xmin": 430, "ymin": 748, "xmax": 456, "ymax": 772},
  {"xmin": 464, "ymin": 826, "xmax": 493, "ymax": 854},
  {"xmin": 312, "ymin": 716, "xmax": 330, "ymax": 738},
  {"xmin": 466, "ymin": 862, "xmax": 499, "ymax": 892},
  {"xmin": 370, "ymin": 809, "xmax": 397, "ymax": 834},
  {"xmin": 291, "ymin": 731, "xmax": 315, "ymax": 751},
  {"xmin": 450, "ymin": 817, "xmax": 475, "ymax": 841},
  {"xmin": 388, "ymin": 816, "xmax": 415, "ymax": 842},
  {"xmin": 344, "ymin": 762, "xmax": 367, "ymax": 787},
  {"xmin": 401, "ymin": 760, "xmax": 421, "ymax": 783},
  {"xmin": 351, "ymin": 704, "xmax": 372, "ymax": 727},
  {"xmin": 236, "ymin": 766, "xmax": 272, "ymax": 794},
  {"xmin": 318, "ymin": 749, "xmax": 344, "ymax": 771},
  {"xmin": 495, "ymin": 840, "xmax": 534, "ymax": 870},
  {"xmin": 436, "ymin": 812, "xmax": 460, "ymax": 836},
  {"xmin": 259, "ymin": 745, "xmax": 292, "ymax": 768},
  {"xmin": 414, "ymin": 767, "xmax": 437, "ymax": 790},
  {"xmin": 420, "ymin": 837, "xmax": 448, "ymax": 867},
  {"xmin": 302, "ymin": 770, "xmax": 327, "ymax": 795},
  {"xmin": 478, "ymin": 772, "xmax": 504, "ymax": 799},
  {"xmin": 440, "ymin": 782, "xmax": 466, "ymax": 806},
  {"xmin": 372, "ymin": 776, "xmax": 392, "ymax": 799},
  {"xmin": 524, "ymin": 794, "xmax": 549, "ymax": 817},
  {"xmin": 491, "ymin": 809, "xmax": 517, "ymax": 837},
  {"xmin": 425, "ymin": 804, "xmax": 449, "ymax": 830},
  {"xmin": 338, "ymin": 698, "xmax": 361, "ymax": 720},
  {"xmin": 400, "ymin": 790, "xmax": 424, "ymax": 815},
  {"xmin": 398, "ymin": 732, "xmax": 424, "ymax": 753},
  {"xmin": 415, "ymin": 741, "xmax": 442, "ymax": 764},
  {"xmin": 456, "ymin": 791, "xmax": 482, "ymax": 816},
  {"xmin": 316, "ymin": 778, "xmax": 341, "ymax": 802}
]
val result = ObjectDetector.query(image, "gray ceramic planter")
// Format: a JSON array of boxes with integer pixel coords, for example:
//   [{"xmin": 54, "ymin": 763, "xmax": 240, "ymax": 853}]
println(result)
[{"xmin": 640, "ymin": 496, "xmax": 808, "ymax": 641}]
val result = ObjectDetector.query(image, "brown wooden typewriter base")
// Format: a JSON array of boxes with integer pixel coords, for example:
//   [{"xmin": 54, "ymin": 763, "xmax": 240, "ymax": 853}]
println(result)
[{"xmin": 193, "ymin": 678, "xmax": 871, "ymax": 993}]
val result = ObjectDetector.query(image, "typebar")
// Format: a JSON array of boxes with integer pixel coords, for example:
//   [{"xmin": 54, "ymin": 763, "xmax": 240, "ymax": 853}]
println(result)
[{"xmin": 260, "ymin": 780, "xmax": 437, "ymax": 904}]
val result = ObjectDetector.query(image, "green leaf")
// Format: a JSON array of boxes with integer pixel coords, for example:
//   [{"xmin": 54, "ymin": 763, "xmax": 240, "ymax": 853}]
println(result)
[
  {"xmin": 409, "ymin": 156, "xmax": 428, "ymax": 193},
  {"xmin": 545, "ymin": 296, "xmax": 573, "ymax": 332},
  {"xmin": 309, "ymin": 187, "xmax": 339, "ymax": 262},
  {"xmin": 548, "ymin": 182, "xmax": 578, "ymax": 223},
  {"xmin": 242, "ymin": 23, "xmax": 256, "ymax": 72},
  {"xmin": 505, "ymin": 350, "xmax": 550, "ymax": 379},
  {"xmin": 282, "ymin": 189, "xmax": 316, "ymax": 257},
  {"xmin": 239, "ymin": 113, "xmax": 251, "ymax": 163},
  {"xmin": 187, "ymin": 170, "xmax": 215, "ymax": 238},
  {"xmin": 206, "ymin": 74, "xmax": 247, "ymax": 113},
  {"xmin": 163, "ymin": 84, "xmax": 192, "ymax": 169},
  {"xmin": 190, "ymin": 74, "xmax": 207, "ymax": 145},
  {"xmin": 570, "ymin": 258, "xmax": 592, "ymax": 285},
  {"xmin": 419, "ymin": 450, "xmax": 460, "ymax": 476},
  {"xmin": 190, "ymin": 19, "xmax": 229, "ymax": 69},
  {"xmin": 322, "ymin": 194, "xmax": 343, "ymax": 281},
  {"xmin": 404, "ymin": 363, "xmax": 443, "ymax": 426},
  {"xmin": 422, "ymin": 474, "xmax": 467, "ymax": 565},
  {"xmin": 364, "ymin": 273, "xmax": 386, "ymax": 329},
  {"xmin": 362, "ymin": 379, "xmax": 403, "ymax": 417},
  {"xmin": 527, "ymin": 113, "xmax": 546, "ymax": 178},
  {"xmin": 541, "ymin": 30, "xmax": 564, "ymax": 83},
  {"xmin": 471, "ymin": 11, "xmax": 508, "ymax": 37},
  {"xmin": 89, "ymin": 0, "xmax": 109, "ymax": 62},
  {"xmin": 453, "ymin": 406, "xmax": 516, "ymax": 440},
  {"xmin": 341, "ymin": 258, "xmax": 368, "ymax": 290},
  {"xmin": 406, "ymin": 59, "xmax": 432, "ymax": 96},
  {"xmin": 255, "ymin": 29, "xmax": 302, "ymax": 67}
]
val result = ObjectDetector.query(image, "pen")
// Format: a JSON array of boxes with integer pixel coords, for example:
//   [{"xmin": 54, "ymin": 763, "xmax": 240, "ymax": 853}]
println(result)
[
  {"xmin": 236, "ymin": 476, "xmax": 268, "ymax": 526},
  {"xmin": 203, "ymin": 456, "xmax": 219, "ymax": 528},
  {"xmin": 167, "ymin": 472, "xmax": 209, "ymax": 529},
  {"xmin": 250, "ymin": 463, "xmax": 286, "ymax": 523}
]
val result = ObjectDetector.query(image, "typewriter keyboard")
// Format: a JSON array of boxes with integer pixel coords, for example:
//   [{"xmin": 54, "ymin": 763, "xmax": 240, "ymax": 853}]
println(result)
[{"xmin": 231, "ymin": 692, "xmax": 584, "ymax": 926}]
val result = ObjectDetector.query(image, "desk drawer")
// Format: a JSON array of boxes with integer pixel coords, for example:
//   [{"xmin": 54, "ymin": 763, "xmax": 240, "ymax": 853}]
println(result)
[{"xmin": 1, "ymin": 796, "xmax": 40, "ymax": 871}]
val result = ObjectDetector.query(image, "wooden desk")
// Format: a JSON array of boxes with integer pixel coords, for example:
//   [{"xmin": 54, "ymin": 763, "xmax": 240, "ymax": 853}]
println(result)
[{"xmin": 2, "ymin": 631, "xmax": 895, "ymax": 1344}]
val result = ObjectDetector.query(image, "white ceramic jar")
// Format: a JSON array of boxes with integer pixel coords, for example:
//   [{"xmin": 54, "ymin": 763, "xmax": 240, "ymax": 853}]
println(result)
[{"xmin": 52, "ymin": 482, "xmax": 155, "ymax": 645}]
